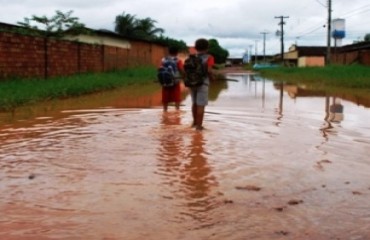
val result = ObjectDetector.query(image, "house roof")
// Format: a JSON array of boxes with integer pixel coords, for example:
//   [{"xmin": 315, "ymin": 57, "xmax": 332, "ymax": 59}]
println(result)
[
  {"xmin": 291, "ymin": 46, "xmax": 328, "ymax": 57},
  {"xmin": 338, "ymin": 41, "xmax": 370, "ymax": 52},
  {"xmin": 291, "ymin": 42, "xmax": 370, "ymax": 55}
]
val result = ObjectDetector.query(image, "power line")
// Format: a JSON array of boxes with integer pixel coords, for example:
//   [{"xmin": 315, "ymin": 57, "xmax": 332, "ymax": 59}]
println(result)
[
  {"xmin": 337, "ymin": 3, "xmax": 370, "ymax": 18},
  {"xmin": 315, "ymin": 0, "xmax": 327, "ymax": 8},
  {"xmin": 288, "ymin": 1, "xmax": 370, "ymax": 45},
  {"xmin": 296, "ymin": 25, "xmax": 325, "ymax": 38}
]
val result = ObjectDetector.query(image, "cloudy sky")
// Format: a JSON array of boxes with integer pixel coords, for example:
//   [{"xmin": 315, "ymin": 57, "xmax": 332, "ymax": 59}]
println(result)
[{"xmin": 1, "ymin": 0, "xmax": 369, "ymax": 57}]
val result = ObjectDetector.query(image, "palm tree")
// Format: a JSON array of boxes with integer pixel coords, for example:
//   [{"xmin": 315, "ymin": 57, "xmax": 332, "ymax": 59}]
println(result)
[
  {"xmin": 135, "ymin": 17, "xmax": 164, "ymax": 40},
  {"xmin": 114, "ymin": 12, "xmax": 164, "ymax": 40},
  {"xmin": 114, "ymin": 12, "xmax": 137, "ymax": 37}
]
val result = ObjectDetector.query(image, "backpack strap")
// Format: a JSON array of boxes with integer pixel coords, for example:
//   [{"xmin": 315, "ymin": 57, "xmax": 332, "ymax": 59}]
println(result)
[{"xmin": 196, "ymin": 53, "xmax": 209, "ymax": 75}]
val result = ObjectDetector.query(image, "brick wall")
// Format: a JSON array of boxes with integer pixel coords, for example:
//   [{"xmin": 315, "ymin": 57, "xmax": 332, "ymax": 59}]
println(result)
[
  {"xmin": 0, "ymin": 32, "xmax": 45, "ymax": 79},
  {"xmin": 332, "ymin": 50, "xmax": 370, "ymax": 66},
  {"xmin": 0, "ymin": 31, "xmax": 166, "ymax": 80},
  {"xmin": 360, "ymin": 51, "xmax": 370, "ymax": 66}
]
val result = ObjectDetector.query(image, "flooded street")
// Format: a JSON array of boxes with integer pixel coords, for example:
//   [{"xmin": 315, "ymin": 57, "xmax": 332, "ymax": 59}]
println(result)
[{"xmin": 1, "ymin": 71, "xmax": 370, "ymax": 240}]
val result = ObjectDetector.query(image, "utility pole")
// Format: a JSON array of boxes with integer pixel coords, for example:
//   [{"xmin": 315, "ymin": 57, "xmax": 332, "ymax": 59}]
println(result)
[
  {"xmin": 275, "ymin": 16, "xmax": 289, "ymax": 65},
  {"xmin": 255, "ymin": 40, "xmax": 258, "ymax": 64},
  {"xmin": 326, "ymin": 0, "xmax": 332, "ymax": 65},
  {"xmin": 260, "ymin": 31, "xmax": 269, "ymax": 63},
  {"xmin": 248, "ymin": 44, "xmax": 253, "ymax": 63}
]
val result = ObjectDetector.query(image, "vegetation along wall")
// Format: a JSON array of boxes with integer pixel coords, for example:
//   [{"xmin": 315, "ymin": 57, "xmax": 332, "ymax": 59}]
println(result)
[{"xmin": 0, "ymin": 31, "xmax": 166, "ymax": 80}]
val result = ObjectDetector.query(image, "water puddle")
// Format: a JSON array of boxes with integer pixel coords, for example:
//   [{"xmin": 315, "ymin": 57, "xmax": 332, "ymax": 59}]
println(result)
[{"xmin": 1, "ymin": 72, "xmax": 370, "ymax": 239}]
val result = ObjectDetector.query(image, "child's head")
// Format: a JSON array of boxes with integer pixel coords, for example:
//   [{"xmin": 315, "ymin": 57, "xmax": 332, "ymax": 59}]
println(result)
[
  {"xmin": 168, "ymin": 46, "xmax": 179, "ymax": 56},
  {"xmin": 195, "ymin": 38, "xmax": 209, "ymax": 52}
]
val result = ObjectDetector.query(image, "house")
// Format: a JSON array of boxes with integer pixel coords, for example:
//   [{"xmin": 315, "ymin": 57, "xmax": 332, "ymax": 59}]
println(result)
[{"xmin": 283, "ymin": 45, "xmax": 327, "ymax": 67}]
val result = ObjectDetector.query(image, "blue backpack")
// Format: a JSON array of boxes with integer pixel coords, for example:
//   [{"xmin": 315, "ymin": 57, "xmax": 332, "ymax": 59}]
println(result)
[{"xmin": 157, "ymin": 57, "xmax": 179, "ymax": 87}]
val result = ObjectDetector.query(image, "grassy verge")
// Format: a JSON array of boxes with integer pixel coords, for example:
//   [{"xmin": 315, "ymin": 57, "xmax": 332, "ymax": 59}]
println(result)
[
  {"xmin": 0, "ymin": 66, "xmax": 157, "ymax": 111},
  {"xmin": 258, "ymin": 65, "xmax": 370, "ymax": 89}
]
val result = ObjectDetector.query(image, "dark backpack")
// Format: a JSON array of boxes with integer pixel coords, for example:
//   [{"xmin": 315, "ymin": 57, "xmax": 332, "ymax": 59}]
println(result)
[
  {"xmin": 183, "ymin": 54, "xmax": 208, "ymax": 87},
  {"xmin": 157, "ymin": 57, "xmax": 179, "ymax": 87}
]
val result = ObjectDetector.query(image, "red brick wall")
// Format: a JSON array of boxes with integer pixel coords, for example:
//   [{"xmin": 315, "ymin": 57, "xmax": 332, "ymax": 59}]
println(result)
[
  {"xmin": 332, "ymin": 50, "xmax": 370, "ymax": 66},
  {"xmin": 0, "ymin": 32, "xmax": 45, "ymax": 79},
  {"xmin": 0, "ymin": 31, "xmax": 166, "ymax": 80},
  {"xmin": 47, "ymin": 39, "xmax": 79, "ymax": 77},
  {"xmin": 151, "ymin": 44, "xmax": 166, "ymax": 67},
  {"xmin": 79, "ymin": 43, "xmax": 104, "ymax": 73},
  {"xmin": 360, "ymin": 51, "xmax": 370, "ymax": 66}
]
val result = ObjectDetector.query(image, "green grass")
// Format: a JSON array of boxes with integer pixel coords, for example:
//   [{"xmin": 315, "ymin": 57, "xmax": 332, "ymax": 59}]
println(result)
[
  {"xmin": 0, "ymin": 66, "xmax": 157, "ymax": 111},
  {"xmin": 259, "ymin": 65, "xmax": 370, "ymax": 89}
]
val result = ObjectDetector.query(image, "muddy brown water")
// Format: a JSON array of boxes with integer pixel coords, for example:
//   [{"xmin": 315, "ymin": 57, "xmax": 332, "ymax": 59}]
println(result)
[{"xmin": 1, "ymin": 71, "xmax": 370, "ymax": 240}]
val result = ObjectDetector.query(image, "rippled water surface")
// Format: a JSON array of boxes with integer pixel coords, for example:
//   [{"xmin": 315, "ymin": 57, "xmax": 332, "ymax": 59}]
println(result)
[{"xmin": 1, "ymin": 72, "xmax": 370, "ymax": 240}]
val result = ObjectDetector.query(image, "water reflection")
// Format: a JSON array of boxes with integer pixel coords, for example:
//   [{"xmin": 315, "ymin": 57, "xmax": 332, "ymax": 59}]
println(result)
[
  {"xmin": 209, "ymin": 79, "xmax": 228, "ymax": 102},
  {"xmin": 182, "ymin": 132, "xmax": 218, "ymax": 225},
  {"xmin": 328, "ymin": 97, "xmax": 344, "ymax": 123},
  {"xmin": 1, "ymin": 71, "xmax": 370, "ymax": 239},
  {"xmin": 156, "ymin": 112, "xmax": 218, "ymax": 227},
  {"xmin": 320, "ymin": 96, "xmax": 344, "ymax": 139},
  {"xmin": 277, "ymin": 82, "xmax": 284, "ymax": 124},
  {"xmin": 272, "ymin": 82, "xmax": 349, "ymax": 125}
]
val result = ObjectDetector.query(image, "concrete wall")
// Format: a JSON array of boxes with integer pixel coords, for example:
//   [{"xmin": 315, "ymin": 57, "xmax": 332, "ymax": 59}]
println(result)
[{"xmin": 298, "ymin": 56, "xmax": 325, "ymax": 67}]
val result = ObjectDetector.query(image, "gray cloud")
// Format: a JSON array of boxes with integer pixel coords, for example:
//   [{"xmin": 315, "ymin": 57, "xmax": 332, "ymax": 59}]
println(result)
[{"xmin": 1, "ymin": 0, "xmax": 369, "ymax": 57}]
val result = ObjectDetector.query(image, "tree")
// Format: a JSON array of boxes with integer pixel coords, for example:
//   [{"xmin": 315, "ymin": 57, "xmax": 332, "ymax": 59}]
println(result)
[
  {"xmin": 208, "ymin": 39, "xmax": 229, "ymax": 64},
  {"xmin": 365, "ymin": 33, "xmax": 370, "ymax": 42},
  {"xmin": 135, "ymin": 17, "xmax": 164, "ymax": 40},
  {"xmin": 17, "ymin": 10, "xmax": 88, "ymax": 79},
  {"xmin": 114, "ymin": 12, "xmax": 137, "ymax": 37},
  {"xmin": 155, "ymin": 36, "xmax": 188, "ymax": 52},
  {"xmin": 17, "ymin": 10, "xmax": 87, "ymax": 37},
  {"xmin": 114, "ymin": 12, "xmax": 164, "ymax": 40}
]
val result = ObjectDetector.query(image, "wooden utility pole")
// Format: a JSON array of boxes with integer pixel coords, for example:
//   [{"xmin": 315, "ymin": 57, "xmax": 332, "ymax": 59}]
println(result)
[
  {"xmin": 260, "ymin": 31, "xmax": 269, "ymax": 63},
  {"xmin": 255, "ymin": 40, "xmax": 258, "ymax": 64},
  {"xmin": 326, "ymin": 0, "xmax": 332, "ymax": 65},
  {"xmin": 275, "ymin": 16, "xmax": 289, "ymax": 65}
]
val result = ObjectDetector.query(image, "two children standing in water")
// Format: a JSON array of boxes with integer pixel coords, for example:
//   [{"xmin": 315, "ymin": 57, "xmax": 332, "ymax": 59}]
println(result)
[{"xmin": 159, "ymin": 38, "xmax": 215, "ymax": 131}]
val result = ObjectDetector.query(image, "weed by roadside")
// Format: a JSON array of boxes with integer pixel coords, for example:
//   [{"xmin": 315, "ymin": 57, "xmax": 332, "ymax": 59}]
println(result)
[{"xmin": 0, "ymin": 66, "xmax": 157, "ymax": 112}]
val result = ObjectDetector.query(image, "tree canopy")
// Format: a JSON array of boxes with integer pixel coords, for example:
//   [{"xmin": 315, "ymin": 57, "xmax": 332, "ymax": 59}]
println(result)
[
  {"xmin": 365, "ymin": 33, "xmax": 370, "ymax": 42},
  {"xmin": 208, "ymin": 39, "xmax": 229, "ymax": 64},
  {"xmin": 114, "ymin": 12, "xmax": 190, "ymax": 52},
  {"xmin": 17, "ymin": 10, "xmax": 88, "ymax": 37},
  {"xmin": 155, "ymin": 35, "xmax": 188, "ymax": 52},
  {"xmin": 114, "ymin": 12, "xmax": 164, "ymax": 40}
]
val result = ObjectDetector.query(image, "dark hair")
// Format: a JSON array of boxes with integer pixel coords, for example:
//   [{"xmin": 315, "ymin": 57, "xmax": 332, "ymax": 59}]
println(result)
[
  {"xmin": 168, "ymin": 46, "xmax": 179, "ymax": 55},
  {"xmin": 195, "ymin": 38, "xmax": 209, "ymax": 51}
]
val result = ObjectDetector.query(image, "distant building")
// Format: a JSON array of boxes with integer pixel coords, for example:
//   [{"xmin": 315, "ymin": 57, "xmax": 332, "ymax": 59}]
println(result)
[
  {"xmin": 282, "ymin": 45, "xmax": 327, "ymax": 67},
  {"xmin": 276, "ymin": 42, "xmax": 370, "ymax": 67},
  {"xmin": 227, "ymin": 57, "xmax": 243, "ymax": 65}
]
